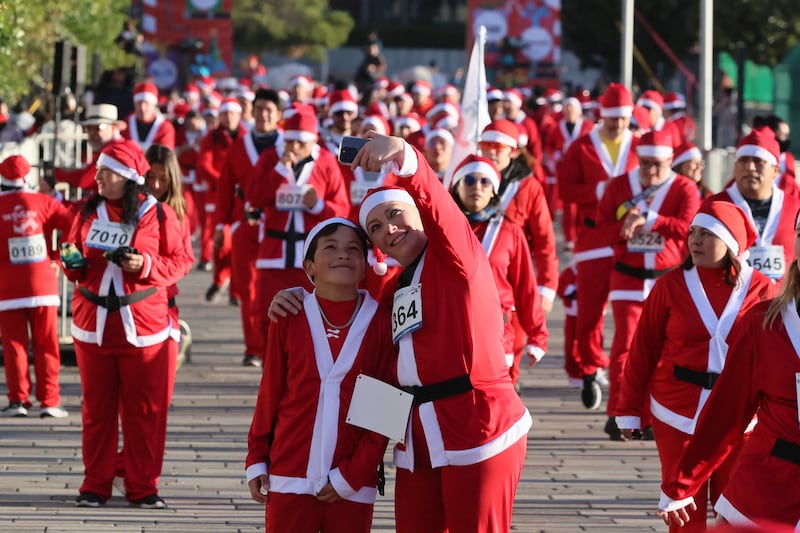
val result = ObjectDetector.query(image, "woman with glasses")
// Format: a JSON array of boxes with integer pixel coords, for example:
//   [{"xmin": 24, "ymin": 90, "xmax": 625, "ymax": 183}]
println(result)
[{"xmin": 450, "ymin": 154, "xmax": 548, "ymax": 378}]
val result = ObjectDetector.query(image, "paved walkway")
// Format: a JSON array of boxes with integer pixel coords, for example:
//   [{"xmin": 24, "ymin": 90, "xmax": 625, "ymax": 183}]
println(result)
[{"xmin": 0, "ymin": 262, "xmax": 674, "ymax": 532}]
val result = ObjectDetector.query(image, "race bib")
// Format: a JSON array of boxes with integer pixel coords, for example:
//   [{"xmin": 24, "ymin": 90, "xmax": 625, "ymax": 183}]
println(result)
[
  {"xmin": 275, "ymin": 184, "xmax": 311, "ymax": 211},
  {"xmin": 350, "ymin": 182, "xmax": 371, "ymax": 206},
  {"xmin": 627, "ymin": 231, "xmax": 664, "ymax": 252},
  {"xmin": 86, "ymin": 219, "xmax": 133, "ymax": 251},
  {"xmin": 8, "ymin": 234, "xmax": 47, "ymax": 264},
  {"xmin": 392, "ymin": 283, "xmax": 423, "ymax": 344},
  {"xmin": 746, "ymin": 245, "xmax": 785, "ymax": 279}
]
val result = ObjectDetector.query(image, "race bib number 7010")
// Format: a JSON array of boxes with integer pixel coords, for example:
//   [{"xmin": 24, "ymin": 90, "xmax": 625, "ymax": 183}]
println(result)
[{"xmin": 85, "ymin": 219, "xmax": 133, "ymax": 251}]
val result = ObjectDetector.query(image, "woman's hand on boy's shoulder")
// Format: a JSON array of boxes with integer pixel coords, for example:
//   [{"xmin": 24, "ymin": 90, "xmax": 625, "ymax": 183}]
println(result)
[{"xmin": 268, "ymin": 287, "xmax": 305, "ymax": 322}]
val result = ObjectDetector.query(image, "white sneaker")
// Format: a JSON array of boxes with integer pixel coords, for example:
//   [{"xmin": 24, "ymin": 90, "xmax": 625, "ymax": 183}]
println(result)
[
  {"xmin": 596, "ymin": 368, "xmax": 609, "ymax": 387},
  {"xmin": 3, "ymin": 402, "xmax": 28, "ymax": 417},
  {"xmin": 113, "ymin": 476, "xmax": 126, "ymax": 496},
  {"xmin": 40, "ymin": 406, "xmax": 68, "ymax": 418}
]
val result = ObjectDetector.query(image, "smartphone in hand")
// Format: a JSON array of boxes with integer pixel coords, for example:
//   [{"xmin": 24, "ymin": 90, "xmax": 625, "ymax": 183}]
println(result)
[{"xmin": 338, "ymin": 136, "xmax": 369, "ymax": 165}]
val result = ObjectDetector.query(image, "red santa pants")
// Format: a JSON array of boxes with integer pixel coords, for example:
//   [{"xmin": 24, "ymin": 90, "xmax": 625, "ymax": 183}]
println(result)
[
  {"xmin": 575, "ymin": 256, "xmax": 612, "ymax": 377},
  {"xmin": 395, "ymin": 411, "xmax": 527, "ymax": 533},
  {"xmin": 231, "ymin": 223, "xmax": 263, "ymax": 356},
  {"xmin": 264, "ymin": 492, "xmax": 373, "ymax": 533},
  {"xmin": 608, "ymin": 299, "xmax": 644, "ymax": 418},
  {"xmin": 561, "ymin": 202, "xmax": 577, "ymax": 244},
  {"xmin": 563, "ymin": 314, "xmax": 582, "ymax": 380},
  {"xmin": 210, "ymin": 221, "xmax": 232, "ymax": 290},
  {"xmin": 509, "ymin": 312, "xmax": 527, "ymax": 385},
  {"xmin": 194, "ymin": 188, "xmax": 210, "ymax": 262},
  {"xmin": 75, "ymin": 339, "xmax": 171, "ymax": 501},
  {"xmin": 0, "ymin": 306, "xmax": 61, "ymax": 407},
  {"xmin": 652, "ymin": 418, "xmax": 742, "ymax": 533},
  {"xmin": 255, "ymin": 267, "xmax": 314, "ymax": 359}
]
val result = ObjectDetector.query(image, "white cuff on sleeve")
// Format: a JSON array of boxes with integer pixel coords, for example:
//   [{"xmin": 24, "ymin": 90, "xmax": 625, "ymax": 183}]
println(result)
[
  {"xmin": 525, "ymin": 344, "xmax": 546, "ymax": 362},
  {"xmin": 306, "ymin": 197, "xmax": 325, "ymax": 215},
  {"xmin": 614, "ymin": 415, "xmax": 641, "ymax": 430},
  {"xmin": 539, "ymin": 286, "xmax": 556, "ymax": 303},
  {"xmin": 328, "ymin": 467, "xmax": 357, "ymax": 500},
  {"xmin": 388, "ymin": 141, "xmax": 419, "ymax": 177},
  {"xmin": 214, "ymin": 223, "xmax": 225, "ymax": 231},
  {"xmin": 643, "ymin": 210, "xmax": 658, "ymax": 232},
  {"xmin": 246, "ymin": 462, "xmax": 268, "ymax": 482},
  {"xmin": 658, "ymin": 490, "xmax": 696, "ymax": 513}
]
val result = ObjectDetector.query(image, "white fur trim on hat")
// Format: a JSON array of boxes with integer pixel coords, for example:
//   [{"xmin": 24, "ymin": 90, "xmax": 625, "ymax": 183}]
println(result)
[
  {"xmin": 0, "ymin": 177, "xmax": 25, "ymax": 187},
  {"xmin": 361, "ymin": 116, "xmax": 387, "ymax": 135},
  {"xmin": 487, "ymin": 88, "xmax": 504, "ymax": 101},
  {"xmin": 480, "ymin": 130, "xmax": 518, "ymax": 148},
  {"xmin": 329, "ymin": 99, "xmax": 358, "ymax": 116},
  {"xmin": 637, "ymin": 98, "xmax": 661, "ymax": 110},
  {"xmin": 358, "ymin": 189, "xmax": 415, "ymax": 231},
  {"xmin": 504, "ymin": 91, "xmax": 523, "ymax": 108},
  {"xmin": 425, "ymin": 128, "xmax": 454, "ymax": 146},
  {"xmin": 600, "ymin": 105, "xmax": 633, "ymax": 118},
  {"xmin": 97, "ymin": 153, "xmax": 145, "ymax": 185},
  {"xmin": 302, "ymin": 217, "xmax": 359, "ymax": 262},
  {"xmin": 563, "ymin": 97, "xmax": 581, "ymax": 110},
  {"xmin": 736, "ymin": 145, "xmax": 778, "ymax": 167},
  {"xmin": 636, "ymin": 146, "xmax": 673, "ymax": 159},
  {"xmin": 672, "ymin": 147, "xmax": 703, "ymax": 168},
  {"xmin": 219, "ymin": 100, "xmax": 243, "ymax": 114},
  {"xmin": 452, "ymin": 161, "xmax": 500, "ymax": 193},
  {"xmin": 691, "ymin": 213, "xmax": 739, "ymax": 256},
  {"xmin": 395, "ymin": 116, "xmax": 421, "ymax": 133},
  {"xmin": 133, "ymin": 92, "xmax": 158, "ymax": 105},
  {"xmin": 283, "ymin": 130, "xmax": 318, "ymax": 143}
]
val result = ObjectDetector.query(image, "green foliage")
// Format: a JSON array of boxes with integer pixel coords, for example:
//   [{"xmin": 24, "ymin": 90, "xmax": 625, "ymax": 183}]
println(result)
[
  {"xmin": 233, "ymin": 0, "xmax": 354, "ymax": 62},
  {"xmin": 0, "ymin": 0, "xmax": 131, "ymax": 101}
]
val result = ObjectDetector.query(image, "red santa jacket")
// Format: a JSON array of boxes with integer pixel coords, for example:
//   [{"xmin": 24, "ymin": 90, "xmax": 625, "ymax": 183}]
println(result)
[
  {"xmin": 661, "ymin": 300, "xmax": 800, "ymax": 527},
  {"xmin": 596, "ymin": 170, "xmax": 700, "ymax": 301},
  {"xmin": 122, "ymin": 113, "xmax": 176, "ymax": 151},
  {"xmin": 667, "ymin": 112, "xmax": 696, "ymax": 145},
  {"xmin": 65, "ymin": 195, "xmax": 186, "ymax": 348},
  {"xmin": 559, "ymin": 127, "xmax": 640, "ymax": 260},
  {"xmin": 196, "ymin": 125, "xmax": 248, "ymax": 213},
  {"xmin": 386, "ymin": 145, "xmax": 531, "ymax": 470},
  {"xmin": 156, "ymin": 202, "xmax": 194, "ymax": 303},
  {"xmin": 545, "ymin": 117, "xmax": 594, "ymax": 179},
  {"xmin": 215, "ymin": 131, "xmax": 264, "ymax": 230},
  {"xmin": 511, "ymin": 112, "xmax": 546, "ymax": 184},
  {"xmin": 246, "ymin": 290, "xmax": 394, "ymax": 503},
  {"xmin": 501, "ymin": 174, "xmax": 559, "ymax": 301},
  {"xmin": 0, "ymin": 190, "xmax": 71, "ymax": 310},
  {"xmin": 708, "ymin": 184, "xmax": 800, "ymax": 281},
  {"xmin": 247, "ymin": 145, "xmax": 350, "ymax": 270},
  {"xmin": 615, "ymin": 265, "xmax": 776, "ymax": 432},
  {"xmin": 780, "ymin": 151, "xmax": 796, "ymax": 178},
  {"xmin": 472, "ymin": 216, "xmax": 548, "ymax": 354}
]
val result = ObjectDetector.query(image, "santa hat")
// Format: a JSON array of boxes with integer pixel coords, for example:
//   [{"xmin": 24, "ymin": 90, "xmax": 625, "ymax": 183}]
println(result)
[
  {"xmin": 282, "ymin": 101, "xmax": 314, "ymax": 121},
  {"xmin": 543, "ymin": 88, "xmax": 564, "ymax": 103},
  {"xmin": 396, "ymin": 93, "xmax": 413, "ymax": 107},
  {"xmin": 451, "ymin": 154, "xmax": 500, "ymax": 193},
  {"xmin": 487, "ymin": 87, "xmax": 504, "ymax": 102},
  {"xmin": 206, "ymin": 91, "xmax": 222, "ymax": 109},
  {"xmin": 600, "ymin": 83, "xmax": 634, "ymax": 118},
  {"xmin": 434, "ymin": 84, "xmax": 459, "ymax": 102},
  {"xmin": 575, "ymin": 90, "xmax": 593, "ymax": 108},
  {"xmin": 636, "ymin": 129, "xmax": 674, "ymax": 159},
  {"xmin": 637, "ymin": 90, "xmax": 663, "ymax": 111},
  {"xmin": 394, "ymin": 113, "xmax": 424, "ymax": 134},
  {"xmin": 288, "ymin": 74, "xmax": 314, "ymax": 91},
  {"xmin": 411, "ymin": 80, "xmax": 432, "ymax": 96},
  {"xmin": 480, "ymin": 120, "xmax": 520, "ymax": 148},
  {"xmin": 736, "ymin": 127, "xmax": 780, "ymax": 167},
  {"xmin": 133, "ymin": 81, "xmax": 159, "ymax": 104},
  {"xmin": 387, "ymin": 81, "xmax": 405, "ymax": 99},
  {"xmin": 0, "ymin": 155, "xmax": 31, "ymax": 188},
  {"xmin": 691, "ymin": 200, "xmax": 757, "ymax": 257},
  {"xmin": 630, "ymin": 105, "xmax": 652, "ymax": 131},
  {"xmin": 172, "ymin": 102, "xmax": 191, "ymax": 120},
  {"xmin": 302, "ymin": 217, "xmax": 359, "ymax": 264},
  {"xmin": 359, "ymin": 115, "xmax": 390, "ymax": 136},
  {"xmin": 312, "ymin": 85, "xmax": 330, "ymax": 108},
  {"xmin": 282, "ymin": 110, "xmax": 319, "ymax": 143},
  {"xmin": 328, "ymin": 89, "xmax": 359, "ymax": 116},
  {"xmin": 236, "ymin": 80, "xmax": 255, "ymax": 101},
  {"xmin": 425, "ymin": 102, "xmax": 459, "ymax": 122},
  {"xmin": 563, "ymin": 97, "xmax": 581, "ymax": 111},
  {"xmin": 183, "ymin": 83, "xmax": 200, "ymax": 99},
  {"xmin": 219, "ymin": 97, "xmax": 243, "ymax": 114},
  {"xmin": 96, "ymin": 139, "xmax": 149, "ymax": 186},
  {"xmin": 672, "ymin": 142, "xmax": 703, "ymax": 168},
  {"xmin": 374, "ymin": 77, "xmax": 390, "ymax": 90},
  {"xmin": 365, "ymin": 101, "xmax": 390, "ymax": 120},
  {"xmin": 424, "ymin": 128, "xmax": 455, "ymax": 147},
  {"xmin": 503, "ymin": 89, "xmax": 524, "ymax": 109},
  {"xmin": 663, "ymin": 91, "xmax": 686, "ymax": 110},
  {"xmin": 196, "ymin": 76, "xmax": 216, "ymax": 92},
  {"xmin": 358, "ymin": 186, "xmax": 416, "ymax": 232}
]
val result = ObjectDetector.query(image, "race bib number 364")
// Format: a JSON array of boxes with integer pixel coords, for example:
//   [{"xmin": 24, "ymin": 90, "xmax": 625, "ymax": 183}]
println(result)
[
  {"xmin": 392, "ymin": 284, "xmax": 423, "ymax": 344},
  {"xmin": 86, "ymin": 219, "xmax": 133, "ymax": 251}
]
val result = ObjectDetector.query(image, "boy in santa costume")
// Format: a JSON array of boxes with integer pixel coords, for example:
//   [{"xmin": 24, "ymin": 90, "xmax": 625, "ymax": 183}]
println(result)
[
  {"xmin": 246, "ymin": 217, "xmax": 394, "ymax": 533},
  {"xmin": 122, "ymin": 81, "xmax": 175, "ymax": 151},
  {"xmin": 0, "ymin": 155, "xmax": 71, "ymax": 417}
]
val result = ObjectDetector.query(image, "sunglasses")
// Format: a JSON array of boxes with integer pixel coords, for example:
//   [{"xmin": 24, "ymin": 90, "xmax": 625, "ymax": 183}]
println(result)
[{"xmin": 462, "ymin": 174, "xmax": 494, "ymax": 187}]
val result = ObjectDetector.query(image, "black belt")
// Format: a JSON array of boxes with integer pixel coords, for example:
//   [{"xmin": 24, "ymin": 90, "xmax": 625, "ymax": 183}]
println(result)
[
  {"xmin": 78, "ymin": 286, "xmax": 157, "ymax": 312},
  {"xmin": 673, "ymin": 364, "xmax": 719, "ymax": 390},
  {"xmin": 265, "ymin": 229, "xmax": 308, "ymax": 241},
  {"xmin": 400, "ymin": 374, "xmax": 472, "ymax": 406},
  {"xmin": 615, "ymin": 262, "xmax": 673, "ymax": 280},
  {"xmin": 771, "ymin": 438, "xmax": 800, "ymax": 466},
  {"xmin": 168, "ymin": 297, "xmax": 176, "ymax": 308}
]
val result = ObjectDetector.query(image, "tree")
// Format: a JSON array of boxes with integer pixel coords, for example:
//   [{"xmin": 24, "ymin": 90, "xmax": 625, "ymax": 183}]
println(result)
[
  {"xmin": 0, "ymin": 0, "xmax": 132, "ymax": 100},
  {"xmin": 233, "ymin": 0, "xmax": 354, "ymax": 63}
]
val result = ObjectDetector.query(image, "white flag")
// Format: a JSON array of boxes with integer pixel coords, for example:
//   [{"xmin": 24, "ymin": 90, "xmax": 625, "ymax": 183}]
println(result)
[{"xmin": 443, "ymin": 26, "xmax": 491, "ymax": 189}]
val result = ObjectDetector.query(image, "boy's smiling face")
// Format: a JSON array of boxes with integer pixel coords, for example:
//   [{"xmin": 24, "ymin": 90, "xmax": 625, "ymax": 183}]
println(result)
[{"xmin": 304, "ymin": 225, "xmax": 366, "ymax": 289}]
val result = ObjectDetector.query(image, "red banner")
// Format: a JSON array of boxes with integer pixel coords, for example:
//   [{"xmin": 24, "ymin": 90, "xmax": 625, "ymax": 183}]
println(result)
[
  {"xmin": 140, "ymin": 0, "xmax": 234, "ymax": 89},
  {"xmin": 467, "ymin": 0, "xmax": 561, "ymax": 89}
]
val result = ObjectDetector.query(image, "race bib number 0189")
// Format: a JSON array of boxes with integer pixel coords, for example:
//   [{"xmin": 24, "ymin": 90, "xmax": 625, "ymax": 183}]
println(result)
[
  {"xmin": 8, "ymin": 234, "xmax": 47, "ymax": 264},
  {"xmin": 746, "ymin": 245, "xmax": 784, "ymax": 279},
  {"xmin": 392, "ymin": 284, "xmax": 423, "ymax": 344},
  {"xmin": 85, "ymin": 219, "xmax": 133, "ymax": 251},
  {"xmin": 627, "ymin": 231, "xmax": 665, "ymax": 252},
  {"xmin": 276, "ymin": 184, "xmax": 311, "ymax": 210}
]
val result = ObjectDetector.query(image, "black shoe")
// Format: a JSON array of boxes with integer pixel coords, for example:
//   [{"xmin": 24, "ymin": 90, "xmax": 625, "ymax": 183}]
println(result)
[
  {"xmin": 242, "ymin": 355, "xmax": 262, "ymax": 368},
  {"xmin": 641, "ymin": 425, "xmax": 655, "ymax": 441},
  {"xmin": 196, "ymin": 262, "xmax": 212, "ymax": 272},
  {"xmin": 580, "ymin": 373, "xmax": 602, "ymax": 410},
  {"xmin": 205, "ymin": 284, "xmax": 221, "ymax": 302},
  {"xmin": 130, "ymin": 494, "xmax": 166, "ymax": 509},
  {"xmin": 3, "ymin": 402, "xmax": 28, "ymax": 417},
  {"xmin": 604, "ymin": 417, "xmax": 625, "ymax": 441},
  {"xmin": 76, "ymin": 492, "xmax": 105, "ymax": 507},
  {"xmin": 229, "ymin": 295, "xmax": 240, "ymax": 306}
]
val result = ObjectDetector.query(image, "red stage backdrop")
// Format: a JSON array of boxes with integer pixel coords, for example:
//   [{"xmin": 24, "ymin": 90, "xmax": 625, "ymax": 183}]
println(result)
[{"xmin": 467, "ymin": 0, "xmax": 561, "ymax": 90}]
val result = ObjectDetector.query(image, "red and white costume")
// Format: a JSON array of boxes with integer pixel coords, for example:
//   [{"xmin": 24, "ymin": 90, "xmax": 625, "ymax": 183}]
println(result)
[
  {"xmin": 660, "ymin": 299, "xmax": 800, "ymax": 529},
  {"xmin": 364, "ymin": 146, "xmax": 530, "ymax": 533},
  {"xmin": 559, "ymin": 123, "xmax": 639, "ymax": 378},
  {"xmin": 122, "ymin": 112, "xmax": 176, "ymax": 151},
  {"xmin": 596, "ymin": 164, "xmax": 700, "ymax": 417},
  {"xmin": 246, "ymin": 290, "xmax": 393, "ymax": 532},
  {"xmin": 556, "ymin": 263, "xmax": 581, "ymax": 383},
  {"xmin": 0, "ymin": 183, "xmax": 71, "ymax": 409},
  {"xmin": 666, "ymin": 111, "xmax": 696, "ymax": 146}
]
